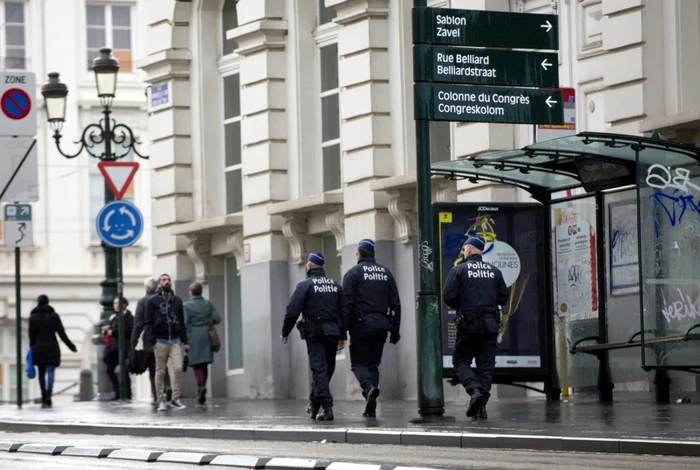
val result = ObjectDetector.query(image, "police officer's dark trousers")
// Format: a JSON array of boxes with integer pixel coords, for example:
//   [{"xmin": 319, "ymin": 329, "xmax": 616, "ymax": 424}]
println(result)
[
  {"xmin": 306, "ymin": 333, "xmax": 340, "ymax": 408},
  {"xmin": 349, "ymin": 327, "xmax": 387, "ymax": 392},
  {"xmin": 452, "ymin": 331, "xmax": 497, "ymax": 401}
]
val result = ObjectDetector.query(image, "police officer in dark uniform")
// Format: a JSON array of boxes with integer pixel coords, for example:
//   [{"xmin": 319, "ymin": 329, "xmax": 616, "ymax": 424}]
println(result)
[
  {"xmin": 342, "ymin": 238, "xmax": 401, "ymax": 418},
  {"xmin": 281, "ymin": 252, "xmax": 346, "ymax": 421},
  {"xmin": 442, "ymin": 236, "xmax": 508, "ymax": 421}
]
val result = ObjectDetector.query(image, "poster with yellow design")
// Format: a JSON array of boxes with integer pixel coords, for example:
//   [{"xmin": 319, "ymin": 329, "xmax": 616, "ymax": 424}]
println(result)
[{"xmin": 437, "ymin": 203, "xmax": 546, "ymax": 372}]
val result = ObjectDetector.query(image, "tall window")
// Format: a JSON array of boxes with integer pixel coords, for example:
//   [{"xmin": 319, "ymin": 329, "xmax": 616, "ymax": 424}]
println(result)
[
  {"xmin": 90, "ymin": 173, "xmax": 135, "ymax": 242},
  {"xmin": 222, "ymin": 0, "xmax": 238, "ymax": 56},
  {"xmin": 86, "ymin": 4, "xmax": 132, "ymax": 72},
  {"xmin": 318, "ymin": 0, "xmax": 336, "ymax": 25},
  {"xmin": 226, "ymin": 257, "xmax": 243, "ymax": 370},
  {"xmin": 320, "ymin": 44, "xmax": 340, "ymax": 192},
  {"xmin": 2, "ymin": 1, "xmax": 26, "ymax": 70},
  {"xmin": 224, "ymin": 74, "xmax": 242, "ymax": 213}
]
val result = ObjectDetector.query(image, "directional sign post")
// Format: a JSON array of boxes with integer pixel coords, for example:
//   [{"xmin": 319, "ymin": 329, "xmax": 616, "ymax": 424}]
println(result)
[
  {"xmin": 0, "ymin": 72, "xmax": 37, "ymax": 137},
  {"xmin": 411, "ymin": 2, "xmax": 562, "ymax": 421},
  {"xmin": 414, "ymin": 83, "xmax": 564, "ymax": 124},
  {"xmin": 412, "ymin": 7, "xmax": 559, "ymax": 50},
  {"xmin": 3, "ymin": 203, "xmax": 32, "ymax": 408},
  {"xmin": 413, "ymin": 46, "xmax": 559, "ymax": 88},
  {"xmin": 3, "ymin": 203, "xmax": 33, "ymax": 247}
]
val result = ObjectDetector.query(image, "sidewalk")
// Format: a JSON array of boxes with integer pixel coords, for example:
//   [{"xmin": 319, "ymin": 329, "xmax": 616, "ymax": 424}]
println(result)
[{"xmin": 1, "ymin": 393, "xmax": 700, "ymax": 457}]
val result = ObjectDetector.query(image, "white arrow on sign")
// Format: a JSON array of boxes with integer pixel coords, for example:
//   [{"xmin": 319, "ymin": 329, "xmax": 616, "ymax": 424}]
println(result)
[
  {"xmin": 110, "ymin": 230, "xmax": 135, "ymax": 241},
  {"xmin": 20, "ymin": 206, "xmax": 29, "ymax": 215},
  {"xmin": 119, "ymin": 205, "xmax": 137, "ymax": 226},
  {"xmin": 541, "ymin": 20, "xmax": 552, "ymax": 33},
  {"xmin": 545, "ymin": 96, "xmax": 558, "ymax": 108},
  {"xmin": 541, "ymin": 59, "xmax": 552, "ymax": 70},
  {"xmin": 102, "ymin": 209, "xmax": 115, "ymax": 232}
]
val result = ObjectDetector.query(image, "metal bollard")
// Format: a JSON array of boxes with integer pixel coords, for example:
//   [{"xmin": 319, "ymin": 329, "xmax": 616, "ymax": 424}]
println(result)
[{"xmin": 79, "ymin": 369, "xmax": 95, "ymax": 401}]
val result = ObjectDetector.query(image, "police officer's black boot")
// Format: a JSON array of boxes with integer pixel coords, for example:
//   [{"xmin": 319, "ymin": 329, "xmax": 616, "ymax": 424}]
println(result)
[
  {"xmin": 363, "ymin": 386, "xmax": 380, "ymax": 418},
  {"xmin": 466, "ymin": 390, "xmax": 485, "ymax": 418},
  {"xmin": 471, "ymin": 404, "xmax": 487, "ymax": 421},
  {"xmin": 307, "ymin": 402, "xmax": 320, "ymax": 420},
  {"xmin": 317, "ymin": 406, "xmax": 334, "ymax": 421}
]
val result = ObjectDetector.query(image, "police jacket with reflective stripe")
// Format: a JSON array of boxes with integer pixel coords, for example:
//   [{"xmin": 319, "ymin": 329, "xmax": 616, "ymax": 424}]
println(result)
[
  {"xmin": 341, "ymin": 257, "xmax": 401, "ymax": 333},
  {"xmin": 282, "ymin": 268, "xmax": 346, "ymax": 340},
  {"xmin": 442, "ymin": 254, "xmax": 509, "ymax": 317}
]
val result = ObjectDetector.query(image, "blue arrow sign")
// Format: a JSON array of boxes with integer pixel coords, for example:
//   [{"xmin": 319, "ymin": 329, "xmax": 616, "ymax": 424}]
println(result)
[{"xmin": 96, "ymin": 200, "xmax": 144, "ymax": 248}]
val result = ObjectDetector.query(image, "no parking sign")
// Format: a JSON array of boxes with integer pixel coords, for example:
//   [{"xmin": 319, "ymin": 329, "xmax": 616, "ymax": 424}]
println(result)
[{"xmin": 0, "ymin": 72, "xmax": 36, "ymax": 136}]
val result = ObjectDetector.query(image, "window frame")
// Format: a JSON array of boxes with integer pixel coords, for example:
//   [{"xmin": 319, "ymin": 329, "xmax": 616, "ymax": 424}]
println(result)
[
  {"xmin": 314, "ymin": 23, "xmax": 342, "ymax": 194},
  {"xmin": 85, "ymin": 2, "xmax": 135, "ymax": 73},
  {"xmin": 0, "ymin": 0, "xmax": 29, "ymax": 71}
]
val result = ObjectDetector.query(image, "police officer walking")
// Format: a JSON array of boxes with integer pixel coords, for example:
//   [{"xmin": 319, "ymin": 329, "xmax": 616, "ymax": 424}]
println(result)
[
  {"xmin": 442, "ymin": 237, "xmax": 508, "ymax": 421},
  {"xmin": 281, "ymin": 252, "xmax": 346, "ymax": 421},
  {"xmin": 342, "ymin": 239, "xmax": 401, "ymax": 418}
]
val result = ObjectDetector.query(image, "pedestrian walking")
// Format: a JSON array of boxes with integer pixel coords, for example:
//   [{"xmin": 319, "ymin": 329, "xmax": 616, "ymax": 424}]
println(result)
[
  {"xmin": 104, "ymin": 296, "xmax": 134, "ymax": 401},
  {"xmin": 442, "ymin": 236, "xmax": 508, "ymax": 421},
  {"xmin": 342, "ymin": 239, "xmax": 401, "ymax": 418},
  {"xmin": 28, "ymin": 295, "xmax": 77, "ymax": 408},
  {"xmin": 131, "ymin": 277, "xmax": 172, "ymax": 404},
  {"xmin": 183, "ymin": 282, "xmax": 221, "ymax": 407},
  {"xmin": 282, "ymin": 252, "xmax": 346, "ymax": 421},
  {"xmin": 145, "ymin": 273, "xmax": 188, "ymax": 411}
]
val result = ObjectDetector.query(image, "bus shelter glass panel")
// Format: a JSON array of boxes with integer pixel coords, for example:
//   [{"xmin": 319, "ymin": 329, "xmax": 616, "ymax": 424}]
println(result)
[
  {"xmin": 603, "ymin": 190, "xmax": 648, "ymax": 383},
  {"xmin": 550, "ymin": 196, "xmax": 599, "ymax": 389},
  {"xmin": 638, "ymin": 154, "xmax": 700, "ymax": 368}
]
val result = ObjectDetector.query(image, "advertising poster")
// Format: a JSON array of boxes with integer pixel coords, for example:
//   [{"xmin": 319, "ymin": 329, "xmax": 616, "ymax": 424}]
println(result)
[
  {"xmin": 552, "ymin": 199, "xmax": 598, "ymax": 316},
  {"xmin": 437, "ymin": 203, "xmax": 545, "ymax": 373}
]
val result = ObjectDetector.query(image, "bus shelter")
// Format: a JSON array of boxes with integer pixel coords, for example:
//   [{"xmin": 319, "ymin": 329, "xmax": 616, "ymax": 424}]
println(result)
[{"xmin": 431, "ymin": 132, "xmax": 700, "ymax": 403}]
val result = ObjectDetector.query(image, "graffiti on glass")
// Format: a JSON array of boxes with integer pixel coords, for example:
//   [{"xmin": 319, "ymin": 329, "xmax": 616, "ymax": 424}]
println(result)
[
  {"xmin": 646, "ymin": 164, "xmax": 700, "ymax": 237},
  {"xmin": 661, "ymin": 286, "xmax": 700, "ymax": 326}
]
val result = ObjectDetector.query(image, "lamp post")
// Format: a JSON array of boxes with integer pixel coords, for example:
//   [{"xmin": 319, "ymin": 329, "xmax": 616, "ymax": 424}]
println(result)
[{"xmin": 41, "ymin": 47, "xmax": 148, "ymax": 401}]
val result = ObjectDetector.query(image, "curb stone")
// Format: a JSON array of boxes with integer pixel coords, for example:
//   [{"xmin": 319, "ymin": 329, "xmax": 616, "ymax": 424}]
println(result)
[
  {"xmin": 2, "ymin": 420, "xmax": 700, "ymax": 457},
  {"xmin": 0, "ymin": 441, "xmax": 449, "ymax": 469}
]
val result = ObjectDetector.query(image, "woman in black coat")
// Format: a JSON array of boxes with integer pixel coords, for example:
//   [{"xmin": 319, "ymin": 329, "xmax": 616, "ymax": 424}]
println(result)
[
  {"xmin": 104, "ymin": 296, "xmax": 134, "ymax": 400},
  {"xmin": 28, "ymin": 295, "xmax": 77, "ymax": 408}
]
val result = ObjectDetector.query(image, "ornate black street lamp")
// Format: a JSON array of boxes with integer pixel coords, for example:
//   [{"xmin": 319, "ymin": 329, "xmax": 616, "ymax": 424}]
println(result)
[{"xmin": 41, "ymin": 47, "xmax": 148, "ymax": 401}]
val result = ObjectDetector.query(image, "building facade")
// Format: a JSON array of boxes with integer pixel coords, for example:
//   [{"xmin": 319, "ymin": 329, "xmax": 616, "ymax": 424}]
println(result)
[
  {"xmin": 140, "ymin": 0, "xmax": 700, "ymax": 402},
  {"xmin": 0, "ymin": 0, "xmax": 152, "ymax": 404}
]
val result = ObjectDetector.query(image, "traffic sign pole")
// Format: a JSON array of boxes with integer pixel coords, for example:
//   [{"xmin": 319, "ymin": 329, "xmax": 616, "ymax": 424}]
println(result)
[
  {"xmin": 412, "ymin": 0, "xmax": 448, "ymax": 423},
  {"xmin": 116, "ymin": 249, "xmax": 126, "ymax": 402},
  {"xmin": 15, "ymin": 242, "xmax": 21, "ymax": 408}
]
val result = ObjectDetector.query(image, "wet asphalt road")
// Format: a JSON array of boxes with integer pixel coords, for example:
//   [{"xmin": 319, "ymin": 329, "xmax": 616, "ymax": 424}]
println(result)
[{"xmin": 1, "ymin": 431, "xmax": 699, "ymax": 469}]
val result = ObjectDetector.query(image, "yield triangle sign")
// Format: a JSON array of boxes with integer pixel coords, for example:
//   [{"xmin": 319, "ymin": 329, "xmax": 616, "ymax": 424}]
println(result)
[{"xmin": 97, "ymin": 161, "xmax": 139, "ymax": 200}]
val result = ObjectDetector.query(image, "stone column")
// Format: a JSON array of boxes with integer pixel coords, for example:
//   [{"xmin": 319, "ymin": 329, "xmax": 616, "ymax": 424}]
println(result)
[
  {"xmin": 140, "ymin": 0, "xmax": 195, "ymax": 293},
  {"xmin": 328, "ymin": 0, "xmax": 399, "ymax": 399},
  {"xmin": 230, "ymin": 0, "xmax": 292, "ymax": 398}
]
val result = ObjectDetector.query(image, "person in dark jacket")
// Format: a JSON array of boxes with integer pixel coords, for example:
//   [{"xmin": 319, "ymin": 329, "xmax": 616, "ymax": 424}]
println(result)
[
  {"xmin": 145, "ymin": 273, "xmax": 188, "ymax": 411},
  {"xmin": 131, "ymin": 277, "xmax": 171, "ymax": 404},
  {"xmin": 442, "ymin": 236, "xmax": 509, "ymax": 420},
  {"xmin": 28, "ymin": 295, "xmax": 77, "ymax": 408},
  {"xmin": 282, "ymin": 252, "xmax": 345, "ymax": 421},
  {"xmin": 342, "ymin": 239, "xmax": 401, "ymax": 418},
  {"xmin": 104, "ymin": 296, "xmax": 134, "ymax": 400},
  {"xmin": 184, "ymin": 282, "xmax": 222, "ymax": 407}
]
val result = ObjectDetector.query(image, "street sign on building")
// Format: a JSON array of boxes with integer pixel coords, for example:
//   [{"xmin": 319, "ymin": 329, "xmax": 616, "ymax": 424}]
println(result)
[
  {"xmin": 413, "ymin": 45, "xmax": 559, "ymax": 88},
  {"xmin": 414, "ymin": 83, "xmax": 563, "ymax": 125},
  {"xmin": 0, "ymin": 72, "xmax": 37, "ymax": 137},
  {"xmin": 3, "ymin": 203, "xmax": 33, "ymax": 247},
  {"xmin": 96, "ymin": 200, "xmax": 143, "ymax": 248},
  {"xmin": 97, "ymin": 161, "xmax": 139, "ymax": 200},
  {"xmin": 413, "ymin": 7, "xmax": 559, "ymax": 50},
  {"xmin": 537, "ymin": 87, "xmax": 576, "ymax": 141},
  {"xmin": 0, "ymin": 137, "xmax": 38, "ymax": 203}
]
